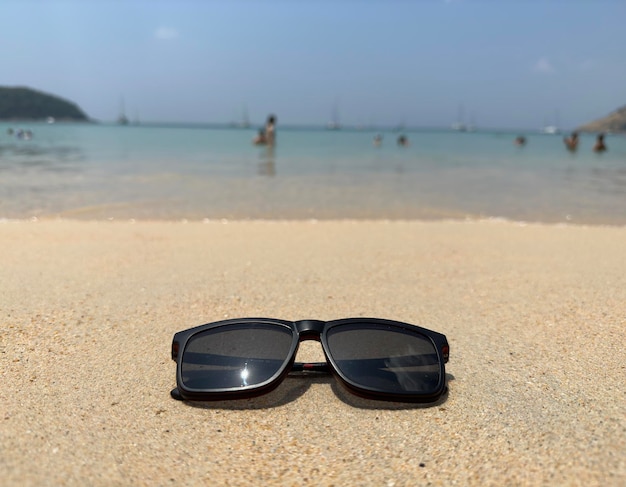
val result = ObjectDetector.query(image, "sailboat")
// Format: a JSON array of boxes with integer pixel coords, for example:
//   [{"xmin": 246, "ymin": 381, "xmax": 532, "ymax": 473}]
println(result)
[
  {"xmin": 542, "ymin": 125, "xmax": 559, "ymax": 135},
  {"xmin": 467, "ymin": 111, "xmax": 476, "ymax": 132},
  {"xmin": 239, "ymin": 104, "xmax": 251, "ymax": 128},
  {"xmin": 326, "ymin": 101, "xmax": 341, "ymax": 130},
  {"xmin": 393, "ymin": 118, "xmax": 406, "ymax": 133},
  {"xmin": 541, "ymin": 110, "xmax": 561, "ymax": 135},
  {"xmin": 117, "ymin": 97, "xmax": 129, "ymax": 125},
  {"xmin": 451, "ymin": 104, "xmax": 467, "ymax": 132}
]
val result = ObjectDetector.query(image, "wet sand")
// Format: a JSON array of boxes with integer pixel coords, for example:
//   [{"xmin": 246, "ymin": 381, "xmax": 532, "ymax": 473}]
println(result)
[{"xmin": 1, "ymin": 219, "xmax": 624, "ymax": 485}]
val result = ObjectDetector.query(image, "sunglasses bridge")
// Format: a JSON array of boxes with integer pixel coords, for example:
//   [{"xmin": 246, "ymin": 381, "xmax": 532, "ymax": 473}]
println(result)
[
  {"xmin": 291, "ymin": 320, "xmax": 330, "ymax": 372},
  {"xmin": 294, "ymin": 319, "xmax": 326, "ymax": 339}
]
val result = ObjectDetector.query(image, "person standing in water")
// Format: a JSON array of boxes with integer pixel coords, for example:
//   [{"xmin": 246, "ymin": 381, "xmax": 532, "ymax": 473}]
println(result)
[
  {"xmin": 264, "ymin": 114, "xmax": 276, "ymax": 146},
  {"xmin": 252, "ymin": 114, "xmax": 277, "ymax": 146},
  {"xmin": 514, "ymin": 135, "xmax": 527, "ymax": 147},
  {"xmin": 253, "ymin": 128, "xmax": 266, "ymax": 145},
  {"xmin": 563, "ymin": 132, "xmax": 579, "ymax": 151},
  {"xmin": 593, "ymin": 133, "xmax": 607, "ymax": 153}
]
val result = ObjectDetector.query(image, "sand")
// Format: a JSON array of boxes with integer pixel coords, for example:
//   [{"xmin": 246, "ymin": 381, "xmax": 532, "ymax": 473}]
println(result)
[{"xmin": 1, "ymin": 219, "xmax": 624, "ymax": 486}]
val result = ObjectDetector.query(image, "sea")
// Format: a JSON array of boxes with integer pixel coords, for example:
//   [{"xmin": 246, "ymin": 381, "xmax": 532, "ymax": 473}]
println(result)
[{"xmin": 1, "ymin": 122, "xmax": 625, "ymax": 225}]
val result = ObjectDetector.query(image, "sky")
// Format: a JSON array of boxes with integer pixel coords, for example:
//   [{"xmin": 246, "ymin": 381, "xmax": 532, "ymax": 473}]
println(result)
[{"xmin": 2, "ymin": 0, "xmax": 626, "ymax": 130}]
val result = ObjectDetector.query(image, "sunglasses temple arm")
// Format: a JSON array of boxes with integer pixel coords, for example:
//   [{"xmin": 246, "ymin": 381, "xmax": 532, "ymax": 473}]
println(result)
[
  {"xmin": 292, "ymin": 362, "xmax": 330, "ymax": 373},
  {"xmin": 292, "ymin": 353, "xmax": 442, "ymax": 374}
]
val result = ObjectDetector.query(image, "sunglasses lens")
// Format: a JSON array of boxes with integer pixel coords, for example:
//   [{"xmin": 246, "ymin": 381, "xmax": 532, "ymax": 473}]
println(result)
[
  {"xmin": 326, "ymin": 323, "xmax": 442, "ymax": 395},
  {"xmin": 180, "ymin": 323, "xmax": 294, "ymax": 391}
]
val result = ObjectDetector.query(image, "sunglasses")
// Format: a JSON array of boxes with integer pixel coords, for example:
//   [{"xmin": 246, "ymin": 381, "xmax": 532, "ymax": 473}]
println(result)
[{"xmin": 171, "ymin": 317, "xmax": 450, "ymax": 403}]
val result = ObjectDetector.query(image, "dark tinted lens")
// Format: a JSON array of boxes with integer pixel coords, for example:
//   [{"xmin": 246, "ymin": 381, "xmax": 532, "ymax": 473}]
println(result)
[
  {"xmin": 326, "ymin": 323, "xmax": 441, "ymax": 395},
  {"xmin": 181, "ymin": 323, "xmax": 294, "ymax": 391}
]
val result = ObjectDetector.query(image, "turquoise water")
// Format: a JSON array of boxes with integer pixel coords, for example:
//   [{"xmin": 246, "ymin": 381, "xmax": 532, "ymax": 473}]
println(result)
[{"xmin": 1, "ymin": 122, "xmax": 625, "ymax": 224}]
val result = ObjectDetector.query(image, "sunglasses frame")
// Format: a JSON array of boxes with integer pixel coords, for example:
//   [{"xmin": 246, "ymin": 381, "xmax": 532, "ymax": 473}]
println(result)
[{"xmin": 171, "ymin": 317, "xmax": 450, "ymax": 403}]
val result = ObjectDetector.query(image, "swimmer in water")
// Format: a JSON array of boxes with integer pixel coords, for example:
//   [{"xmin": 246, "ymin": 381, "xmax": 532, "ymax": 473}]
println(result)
[
  {"xmin": 397, "ymin": 134, "xmax": 409, "ymax": 147},
  {"xmin": 563, "ymin": 132, "xmax": 579, "ymax": 152},
  {"xmin": 253, "ymin": 128, "xmax": 266, "ymax": 145},
  {"xmin": 252, "ymin": 114, "xmax": 277, "ymax": 146},
  {"xmin": 593, "ymin": 133, "xmax": 607, "ymax": 153}
]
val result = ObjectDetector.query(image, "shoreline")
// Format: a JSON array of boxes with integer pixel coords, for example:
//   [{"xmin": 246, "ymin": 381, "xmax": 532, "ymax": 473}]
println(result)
[
  {"xmin": 2, "ymin": 219, "xmax": 624, "ymax": 485},
  {"xmin": 2, "ymin": 129, "xmax": 625, "ymax": 227},
  {"xmin": 3, "ymin": 214, "xmax": 626, "ymax": 229}
]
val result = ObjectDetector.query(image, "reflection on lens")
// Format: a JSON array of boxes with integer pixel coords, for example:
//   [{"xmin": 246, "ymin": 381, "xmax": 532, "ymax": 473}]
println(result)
[
  {"xmin": 181, "ymin": 323, "xmax": 294, "ymax": 390},
  {"xmin": 326, "ymin": 323, "xmax": 441, "ymax": 395}
]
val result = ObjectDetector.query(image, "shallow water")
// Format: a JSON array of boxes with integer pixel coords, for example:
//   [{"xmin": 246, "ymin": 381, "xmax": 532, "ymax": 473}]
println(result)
[{"xmin": 1, "ymin": 122, "xmax": 624, "ymax": 224}]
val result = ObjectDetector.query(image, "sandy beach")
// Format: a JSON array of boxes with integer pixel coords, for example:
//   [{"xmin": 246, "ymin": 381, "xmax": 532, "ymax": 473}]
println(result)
[{"xmin": 1, "ymin": 219, "xmax": 624, "ymax": 486}]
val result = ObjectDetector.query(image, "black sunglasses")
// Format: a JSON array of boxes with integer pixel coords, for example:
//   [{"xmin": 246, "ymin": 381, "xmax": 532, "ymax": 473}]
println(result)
[{"xmin": 171, "ymin": 317, "xmax": 450, "ymax": 403}]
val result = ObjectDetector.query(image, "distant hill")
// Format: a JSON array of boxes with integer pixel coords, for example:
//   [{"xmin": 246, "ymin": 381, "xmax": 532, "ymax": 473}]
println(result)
[
  {"xmin": 0, "ymin": 86, "xmax": 89, "ymax": 121},
  {"xmin": 577, "ymin": 105, "xmax": 626, "ymax": 133}
]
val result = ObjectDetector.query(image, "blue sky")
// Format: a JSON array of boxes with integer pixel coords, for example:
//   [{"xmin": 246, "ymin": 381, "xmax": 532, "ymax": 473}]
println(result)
[{"xmin": 2, "ymin": 0, "xmax": 625, "ymax": 129}]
